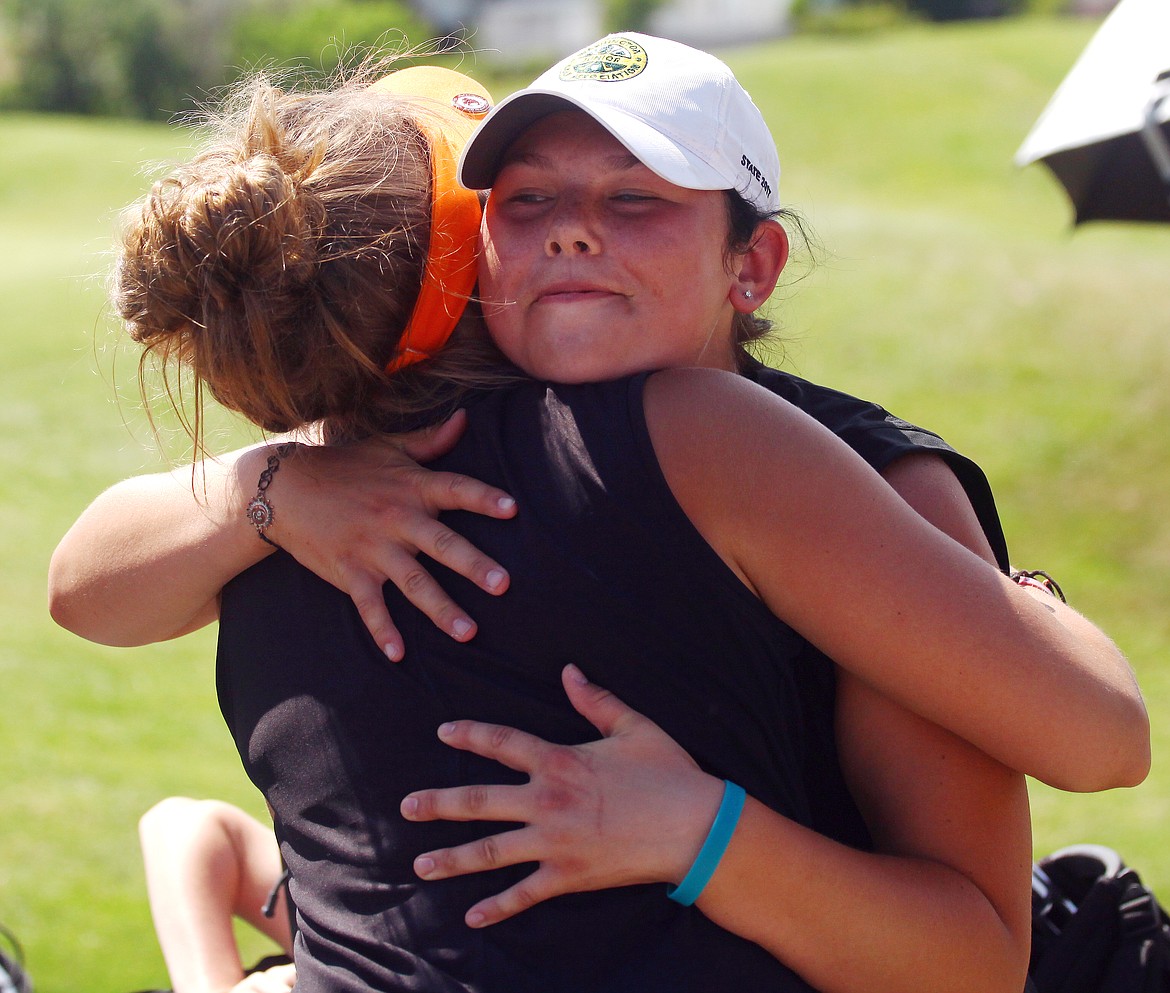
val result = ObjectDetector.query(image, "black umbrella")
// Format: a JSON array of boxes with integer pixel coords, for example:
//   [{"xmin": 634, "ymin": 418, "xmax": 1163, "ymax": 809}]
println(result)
[{"xmin": 1015, "ymin": 0, "xmax": 1170, "ymax": 225}]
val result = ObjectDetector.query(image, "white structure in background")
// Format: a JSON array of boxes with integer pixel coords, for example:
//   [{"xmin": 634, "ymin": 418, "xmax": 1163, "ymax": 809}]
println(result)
[
  {"xmin": 411, "ymin": 0, "xmax": 790, "ymax": 60},
  {"xmin": 476, "ymin": 0, "xmax": 604, "ymax": 57},
  {"xmin": 646, "ymin": 0, "xmax": 790, "ymax": 47}
]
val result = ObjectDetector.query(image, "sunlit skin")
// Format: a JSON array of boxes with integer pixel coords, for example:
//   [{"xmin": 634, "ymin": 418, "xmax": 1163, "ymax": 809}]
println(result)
[{"xmin": 478, "ymin": 110, "xmax": 756, "ymax": 383}]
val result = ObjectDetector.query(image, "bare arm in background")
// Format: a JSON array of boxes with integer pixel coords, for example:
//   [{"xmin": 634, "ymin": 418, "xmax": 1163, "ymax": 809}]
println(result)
[{"xmin": 138, "ymin": 798, "xmax": 294, "ymax": 993}]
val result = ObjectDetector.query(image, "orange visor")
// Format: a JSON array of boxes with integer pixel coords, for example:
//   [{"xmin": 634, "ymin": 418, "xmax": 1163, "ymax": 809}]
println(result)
[{"xmin": 368, "ymin": 66, "xmax": 492, "ymax": 373}]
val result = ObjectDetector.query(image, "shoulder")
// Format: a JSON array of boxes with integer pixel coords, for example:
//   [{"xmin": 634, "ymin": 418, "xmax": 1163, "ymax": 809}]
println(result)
[
  {"xmin": 641, "ymin": 367, "xmax": 880, "ymax": 549},
  {"xmin": 743, "ymin": 357, "xmax": 951, "ymax": 468},
  {"xmin": 643, "ymin": 367, "xmax": 802, "ymax": 463},
  {"xmin": 643, "ymin": 366, "xmax": 845, "ymax": 460},
  {"xmin": 741, "ymin": 359, "xmax": 1009, "ymax": 570}
]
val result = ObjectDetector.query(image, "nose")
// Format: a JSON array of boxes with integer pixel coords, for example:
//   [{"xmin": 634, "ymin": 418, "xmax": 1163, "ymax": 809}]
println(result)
[{"xmin": 545, "ymin": 198, "xmax": 600, "ymax": 257}]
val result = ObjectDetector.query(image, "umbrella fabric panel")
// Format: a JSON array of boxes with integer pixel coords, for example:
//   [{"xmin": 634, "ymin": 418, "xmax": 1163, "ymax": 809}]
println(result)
[
  {"xmin": 1040, "ymin": 121, "xmax": 1170, "ymax": 224},
  {"xmin": 1015, "ymin": 0, "xmax": 1170, "ymax": 224},
  {"xmin": 1016, "ymin": 0, "xmax": 1170, "ymax": 166}
]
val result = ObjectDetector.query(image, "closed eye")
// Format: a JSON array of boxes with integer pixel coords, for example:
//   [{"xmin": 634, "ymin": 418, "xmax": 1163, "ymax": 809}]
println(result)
[{"xmin": 505, "ymin": 191, "xmax": 552, "ymax": 205}]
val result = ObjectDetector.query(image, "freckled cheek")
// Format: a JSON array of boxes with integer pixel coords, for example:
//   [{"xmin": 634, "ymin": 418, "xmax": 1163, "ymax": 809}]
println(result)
[
  {"xmin": 477, "ymin": 250, "xmax": 512, "ymax": 312},
  {"xmin": 624, "ymin": 261, "xmax": 671, "ymax": 305},
  {"xmin": 481, "ymin": 310, "xmax": 526, "ymax": 369},
  {"xmin": 479, "ymin": 229, "xmax": 530, "ymax": 307}
]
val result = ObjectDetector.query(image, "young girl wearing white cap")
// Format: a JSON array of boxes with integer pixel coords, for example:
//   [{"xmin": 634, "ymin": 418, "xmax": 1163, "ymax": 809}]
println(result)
[{"xmin": 50, "ymin": 37, "xmax": 1145, "ymax": 993}]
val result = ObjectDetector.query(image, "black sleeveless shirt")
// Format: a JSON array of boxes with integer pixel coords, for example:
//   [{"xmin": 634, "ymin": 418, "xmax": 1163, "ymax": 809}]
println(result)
[
  {"xmin": 217, "ymin": 371, "xmax": 1007, "ymax": 992},
  {"xmin": 743, "ymin": 359, "xmax": 1009, "ymax": 572}
]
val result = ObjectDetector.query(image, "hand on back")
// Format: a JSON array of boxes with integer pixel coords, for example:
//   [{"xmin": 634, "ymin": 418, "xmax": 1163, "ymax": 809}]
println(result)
[{"xmin": 270, "ymin": 411, "xmax": 517, "ymax": 660}]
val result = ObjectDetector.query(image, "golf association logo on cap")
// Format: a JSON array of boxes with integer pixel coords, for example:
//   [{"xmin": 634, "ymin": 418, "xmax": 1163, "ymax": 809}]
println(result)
[
  {"xmin": 452, "ymin": 92, "xmax": 491, "ymax": 117},
  {"xmin": 559, "ymin": 36, "xmax": 648, "ymax": 82}
]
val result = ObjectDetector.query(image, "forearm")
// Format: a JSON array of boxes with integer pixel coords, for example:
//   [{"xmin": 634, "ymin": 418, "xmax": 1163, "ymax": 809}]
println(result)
[
  {"xmin": 882, "ymin": 451, "xmax": 1150, "ymax": 792},
  {"xmin": 404, "ymin": 668, "xmax": 1030, "ymax": 992},
  {"xmin": 1029, "ymin": 589, "xmax": 1149, "ymax": 790},
  {"xmin": 48, "ymin": 446, "xmax": 273, "ymax": 645},
  {"xmin": 650, "ymin": 374, "xmax": 1151, "ymax": 792},
  {"xmin": 697, "ymin": 798, "xmax": 1027, "ymax": 993}
]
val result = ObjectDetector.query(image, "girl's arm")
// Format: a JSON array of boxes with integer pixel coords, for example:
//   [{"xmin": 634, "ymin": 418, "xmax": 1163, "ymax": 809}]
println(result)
[
  {"xmin": 402, "ymin": 663, "xmax": 1032, "ymax": 993},
  {"xmin": 49, "ymin": 445, "xmax": 273, "ymax": 646},
  {"xmin": 646, "ymin": 367, "xmax": 1149, "ymax": 792},
  {"xmin": 138, "ymin": 798, "xmax": 293, "ymax": 993},
  {"xmin": 713, "ymin": 676, "xmax": 1032, "ymax": 993},
  {"xmin": 48, "ymin": 414, "xmax": 517, "ymax": 658},
  {"xmin": 879, "ymin": 451, "xmax": 1136, "ymax": 788}
]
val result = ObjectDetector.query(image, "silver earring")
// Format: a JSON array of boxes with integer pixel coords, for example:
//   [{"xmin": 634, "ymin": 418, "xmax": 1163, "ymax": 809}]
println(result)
[{"xmin": 743, "ymin": 289, "xmax": 754, "ymax": 300}]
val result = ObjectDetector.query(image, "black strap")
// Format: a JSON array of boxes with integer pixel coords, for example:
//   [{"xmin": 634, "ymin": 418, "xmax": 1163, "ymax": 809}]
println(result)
[{"xmin": 0, "ymin": 922, "xmax": 32, "ymax": 993}]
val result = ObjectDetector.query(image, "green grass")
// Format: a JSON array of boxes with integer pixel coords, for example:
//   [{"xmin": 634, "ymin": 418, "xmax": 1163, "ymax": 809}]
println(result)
[
  {"xmin": 4, "ymin": 16, "xmax": 1170, "ymax": 991},
  {"xmin": 0, "ymin": 114, "xmax": 269, "ymax": 990}
]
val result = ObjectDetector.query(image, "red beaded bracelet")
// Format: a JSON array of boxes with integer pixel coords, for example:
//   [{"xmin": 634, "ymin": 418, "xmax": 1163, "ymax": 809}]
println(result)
[{"xmin": 1010, "ymin": 569, "xmax": 1066, "ymax": 603}]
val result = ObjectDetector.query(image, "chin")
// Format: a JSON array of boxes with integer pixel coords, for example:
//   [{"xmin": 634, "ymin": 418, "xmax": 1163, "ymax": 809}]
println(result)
[
  {"xmin": 504, "ymin": 343, "xmax": 610, "ymax": 385},
  {"xmin": 525, "ymin": 358, "xmax": 622, "ymax": 385},
  {"xmin": 529, "ymin": 367, "xmax": 596, "ymax": 385}
]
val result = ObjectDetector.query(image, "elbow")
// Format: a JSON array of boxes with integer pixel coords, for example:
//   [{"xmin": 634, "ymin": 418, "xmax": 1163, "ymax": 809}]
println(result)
[
  {"xmin": 1108, "ymin": 703, "xmax": 1153, "ymax": 789},
  {"xmin": 46, "ymin": 560, "xmax": 91, "ymax": 640},
  {"xmin": 48, "ymin": 557, "xmax": 213, "ymax": 647},
  {"xmin": 1079, "ymin": 741, "xmax": 1152, "ymax": 793},
  {"xmin": 47, "ymin": 583, "xmax": 116, "ymax": 645},
  {"xmin": 1092, "ymin": 695, "xmax": 1152, "ymax": 791},
  {"xmin": 48, "ymin": 595, "xmax": 151, "ymax": 647},
  {"xmin": 1042, "ymin": 702, "xmax": 1152, "ymax": 793},
  {"xmin": 1099, "ymin": 657, "xmax": 1155, "ymax": 789},
  {"xmin": 47, "ymin": 554, "xmax": 134, "ymax": 647}
]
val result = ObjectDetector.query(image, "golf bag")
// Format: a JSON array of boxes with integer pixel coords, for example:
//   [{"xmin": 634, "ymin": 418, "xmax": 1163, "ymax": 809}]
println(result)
[
  {"xmin": 0, "ymin": 923, "xmax": 31, "ymax": 993},
  {"xmin": 1030, "ymin": 844, "xmax": 1170, "ymax": 993}
]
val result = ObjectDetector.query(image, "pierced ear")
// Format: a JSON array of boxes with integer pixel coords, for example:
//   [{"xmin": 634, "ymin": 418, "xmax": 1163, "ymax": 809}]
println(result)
[{"xmin": 731, "ymin": 219, "xmax": 789, "ymax": 313}]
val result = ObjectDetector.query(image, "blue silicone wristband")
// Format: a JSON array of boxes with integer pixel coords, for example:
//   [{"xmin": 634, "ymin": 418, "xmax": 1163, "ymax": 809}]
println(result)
[{"xmin": 667, "ymin": 780, "xmax": 746, "ymax": 906}]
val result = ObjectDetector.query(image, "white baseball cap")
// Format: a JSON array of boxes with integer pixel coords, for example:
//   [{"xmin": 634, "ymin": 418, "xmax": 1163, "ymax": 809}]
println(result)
[{"xmin": 458, "ymin": 32, "xmax": 781, "ymax": 213}]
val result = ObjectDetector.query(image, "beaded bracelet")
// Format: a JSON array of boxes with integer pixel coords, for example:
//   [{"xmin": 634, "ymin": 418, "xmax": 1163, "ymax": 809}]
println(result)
[
  {"xmin": 244, "ymin": 443, "xmax": 297, "ymax": 548},
  {"xmin": 667, "ymin": 780, "xmax": 747, "ymax": 906},
  {"xmin": 1010, "ymin": 568, "xmax": 1066, "ymax": 603}
]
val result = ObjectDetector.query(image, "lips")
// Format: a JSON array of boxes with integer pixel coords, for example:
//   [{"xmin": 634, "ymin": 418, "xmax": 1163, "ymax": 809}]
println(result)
[{"xmin": 534, "ymin": 282, "xmax": 618, "ymax": 304}]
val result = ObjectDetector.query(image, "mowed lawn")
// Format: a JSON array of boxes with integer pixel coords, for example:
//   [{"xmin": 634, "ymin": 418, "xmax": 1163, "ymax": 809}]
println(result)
[{"xmin": 2, "ymin": 16, "xmax": 1169, "ymax": 992}]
